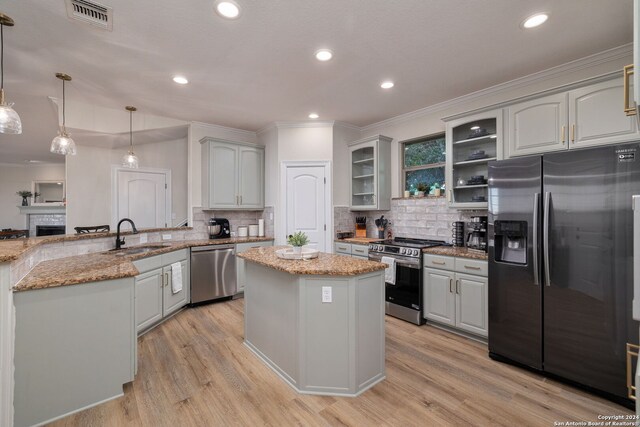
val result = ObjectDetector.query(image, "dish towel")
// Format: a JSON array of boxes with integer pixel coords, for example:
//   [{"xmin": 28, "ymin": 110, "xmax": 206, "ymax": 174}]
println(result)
[
  {"xmin": 381, "ymin": 256, "xmax": 396, "ymax": 285},
  {"xmin": 171, "ymin": 262, "xmax": 183, "ymax": 294}
]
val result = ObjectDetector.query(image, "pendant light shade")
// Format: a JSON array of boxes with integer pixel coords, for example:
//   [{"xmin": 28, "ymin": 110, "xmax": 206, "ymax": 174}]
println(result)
[
  {"xmin": 0, "ymin": 13, "xmax": 21, "ymax": 134},
  {"xmin": 50, "ymin": 73, "xmax": 77, "ymax": 155},
  {"xmin": 122, "ymin": 106, "xmax": 139, "ymax": 169}
]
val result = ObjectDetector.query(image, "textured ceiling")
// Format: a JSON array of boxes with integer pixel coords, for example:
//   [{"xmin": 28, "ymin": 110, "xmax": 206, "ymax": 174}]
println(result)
[{"xmin": 0, "ymin": 0, "xmax": 633, "ymax": 163}]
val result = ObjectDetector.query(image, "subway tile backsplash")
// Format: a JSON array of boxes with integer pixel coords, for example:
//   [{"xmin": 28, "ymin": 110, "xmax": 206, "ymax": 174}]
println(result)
[{"xmin": 335, "ymin": 198, "xmax": 487, "ymax": 243}]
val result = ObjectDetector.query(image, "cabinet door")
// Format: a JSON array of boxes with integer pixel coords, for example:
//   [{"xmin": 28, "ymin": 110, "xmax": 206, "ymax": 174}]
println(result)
[
  {"xmin": 135, "ymin": 268, "xmax": 163, "ymax": 333},
  {"xmin": 569, "ymin": 79, "xmax": 639, "ymax": 149},
  {"xmin": 238, "ymin": 147, "xmax": 264, "ymax": 209},
  {"xmin": 423, "ymin": 268, "xmax": 456, "ymax": 325},
  {"xmin": 208, "ymin": 141, "xmax": 239, "ymax": 209},
  {"xmin": 350, "ymin": 139, "xmax": 378, "ymax": 210},
  {"xmin": 507, "ymin": 93, "xmax": 568, "ymax": 157},
  {"xmin": 163, "ymin": 260, "xmax": 189, "ymax": 317},
  {"xmin": 236, "ymin": 241, "xmax": 273, "ymax": 293},
  {"xmin": 455, "ymin": 273, "xmax": 488, "ymax": 337}
]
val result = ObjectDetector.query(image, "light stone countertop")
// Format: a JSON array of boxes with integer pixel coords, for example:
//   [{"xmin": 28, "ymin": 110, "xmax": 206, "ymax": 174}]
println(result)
[
  {"xmin": 12, "ymin": 237, "xmax": 274, "ymax": 292},
  {"xmin": 238, "ymin": 246, "xmax": 387, "ymax": 276},
  {"xmin": 422, "ymin": 246, "xmax": 488, "ymax": 260},
  {"xmin": 334, "ymin": 237, "xmax": 384, "ymax": 244}
]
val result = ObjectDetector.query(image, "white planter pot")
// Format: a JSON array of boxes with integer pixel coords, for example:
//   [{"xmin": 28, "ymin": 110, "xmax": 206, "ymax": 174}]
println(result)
[{"xmin": 292, "ymin": 246, "xmax": 302, "ymax": 255}]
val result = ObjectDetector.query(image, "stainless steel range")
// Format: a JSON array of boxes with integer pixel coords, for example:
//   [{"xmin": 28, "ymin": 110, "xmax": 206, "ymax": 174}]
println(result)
[{"xmin": 368, "ymin": 237, "xmax": 446, "ymax": 325}]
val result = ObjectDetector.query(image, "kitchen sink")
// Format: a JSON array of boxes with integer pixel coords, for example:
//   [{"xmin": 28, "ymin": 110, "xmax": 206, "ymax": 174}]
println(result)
[{"xmin": 106, "ymin": 243, "xmax": 173, "ymax": 256}]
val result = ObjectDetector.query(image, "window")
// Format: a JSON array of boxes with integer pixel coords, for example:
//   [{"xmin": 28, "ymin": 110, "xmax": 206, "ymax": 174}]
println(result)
[{"xmin": 402, "ymin": 133, "xmax": 446, "ymax": 192}]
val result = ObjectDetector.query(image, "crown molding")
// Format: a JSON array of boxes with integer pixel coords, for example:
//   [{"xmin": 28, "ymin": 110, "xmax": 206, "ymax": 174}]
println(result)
[
  {"xmin": 361, "ymin": 43, "xmax": 633, "ymax": 133},
  {"xmin": 190, "ymin": 121, "xmax": 257, "ymax": 141},
  {"xmin": 274, "ymin": 120, "xmax": 337, "ymax": 129},
  {"xmin": 332, "ymin": 121, "xmax": 361, "ymax": 131}
]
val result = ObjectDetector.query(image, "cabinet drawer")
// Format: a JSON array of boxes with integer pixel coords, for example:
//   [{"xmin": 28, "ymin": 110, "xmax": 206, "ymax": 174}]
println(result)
[
  {"xmin": 351, "ymin": 244, "xmax": 369, "ymax": 257},
  {"xmin": 133, "ymin": 255, "xmax": 163, "ymax": 274},
  {"xmin": 423, "ymin": 254, "xmax": 454, "ymax": 270},
  {"xmin": 162, "ymin": 249, "xmax": 188, "ymax": 265},
  {"xmin": 236, "ymin": 241, "xmax": 273, "ymax": 253},
  {"xmin": 334, "ymin": 242, "xmax": 352, "ymax": 255},
  {"xmin": 454, "ymin": 258, "xmax": 488, "ymax": 276}
]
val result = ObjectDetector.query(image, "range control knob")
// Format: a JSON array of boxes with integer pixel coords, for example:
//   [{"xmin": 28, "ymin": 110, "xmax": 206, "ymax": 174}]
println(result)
[
  {"xmin": 400, "ymin": 248, "xmax": 406, "ymax": 254},
  {"xmin": 413, "ymin": 249, "xmax": 419, "ymax": 256},
  {"xmin": 377, "ymin": 245, "xmax": 383, "ymax": 251},
  {"xmin": 368, "ymin": 244, "xmax": 373, "ymax": 250}
]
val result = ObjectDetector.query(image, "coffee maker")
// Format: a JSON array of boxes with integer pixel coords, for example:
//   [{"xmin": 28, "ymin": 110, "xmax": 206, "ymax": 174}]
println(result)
[{"xmin": 466, "ymin": 216, "xmax": 487, "ymax": 252}]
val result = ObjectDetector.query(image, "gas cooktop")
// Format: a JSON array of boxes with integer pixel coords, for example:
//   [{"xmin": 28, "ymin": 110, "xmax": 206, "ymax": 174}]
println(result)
[{"xmin": 378, "ymin": 237, "xmax": 446, "ymax": 248}]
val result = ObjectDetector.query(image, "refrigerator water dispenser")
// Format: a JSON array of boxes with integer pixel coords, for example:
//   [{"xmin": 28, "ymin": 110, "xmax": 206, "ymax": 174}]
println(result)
[{"xmin": 494, "ymin": 220, "xmax": 527, "ymax": 265}]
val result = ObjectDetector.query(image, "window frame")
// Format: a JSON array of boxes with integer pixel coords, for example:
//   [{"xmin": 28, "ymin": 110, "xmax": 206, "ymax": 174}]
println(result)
[{"xmin": 401, "ymin": 132, "xmax": 446, "ymax": 192}]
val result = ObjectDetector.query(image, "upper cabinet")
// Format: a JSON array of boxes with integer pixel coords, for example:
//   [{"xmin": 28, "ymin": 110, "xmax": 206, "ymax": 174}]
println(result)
[
  {"xmin": 507, "ymin": 77, "xmax": 639, "ymax": 158},
  {"xmin": 201, "ymin": 138, "xmax": 264, "ymax": 210},
  {"xmin": 349, "ymin": 135, "xmax": 392, "ymax": 211},
  {"xmin": 445, "ymin": 109, "xmax": 503, "ymax": 210}
]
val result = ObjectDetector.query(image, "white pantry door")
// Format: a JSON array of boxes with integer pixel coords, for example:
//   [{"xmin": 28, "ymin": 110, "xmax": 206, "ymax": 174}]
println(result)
[
  {"xmin": 116, "ymin": 170, "xmax": 168, "ymax": 230},
  {"xmin": 285, "ymin": 166, "xmax": 327, "ymax": 251}
]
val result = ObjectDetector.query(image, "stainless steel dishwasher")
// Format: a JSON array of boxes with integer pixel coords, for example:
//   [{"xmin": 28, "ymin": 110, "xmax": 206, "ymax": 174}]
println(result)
[{"xmin": 190, "ymin": 244, "xmax": 237, "ymax": 304}]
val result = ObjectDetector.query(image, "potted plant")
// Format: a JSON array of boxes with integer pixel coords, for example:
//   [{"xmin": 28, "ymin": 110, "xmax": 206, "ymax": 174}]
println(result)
[
  {"xmin": 416, "ymin": 183, "xmax": 428, "ymax": 197},
  {"xmin": 16, "ymin": 190, "xmax": 33, "ymax": 206},
  {"xmin": 287, "ymin": 231, "xmax": 310, "ymax": 254},
  {"xmin": 431, "ymin": 182, "xmax": 441, "ymax": 197}
]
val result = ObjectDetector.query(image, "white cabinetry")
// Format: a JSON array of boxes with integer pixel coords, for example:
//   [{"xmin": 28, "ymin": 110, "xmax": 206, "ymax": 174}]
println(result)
[
  {"xmin": 423, "ymin": 254, "xmax": 488, "ymax": 338},
  {"xmin": 236, "ymin": 240, "xmax": 274, "ymax": 293},
  {"xmin": 445, "ymin": 109, "xmax": 503, "ymax": 210},
  {"xmin": 201, "ymin": 138, "xmax": 264, "ymax": 210},
  {"xmin": 334, "ymin": 242, "xmax": 369, "ymax": 259},
  {"xmin": 134, "ymin": 249, "xmax": 190, "ymax": 334},
  {"xmin": 507, "ymin": 77, "xmax": 639, "ymax": 158},
  {"xmin": 349, "ymin": 135, "xmax": 392, "ymax": 211}
]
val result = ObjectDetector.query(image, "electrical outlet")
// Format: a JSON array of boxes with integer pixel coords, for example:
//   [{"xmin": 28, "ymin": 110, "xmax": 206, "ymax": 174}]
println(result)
[
  {"xmin": 269, "ymin": 212, "xmax": 273, "ymax": 220},
  {"xmin": 139, "ymin": 234, "xmax": 148, "ymax": 244},
  {"xmin": 322, "ymin": 286, "xmax": 332, "ymax": 303},
  {"xmin": 162, "ymin": 234, "xmax": 172, "ymax": 241}
]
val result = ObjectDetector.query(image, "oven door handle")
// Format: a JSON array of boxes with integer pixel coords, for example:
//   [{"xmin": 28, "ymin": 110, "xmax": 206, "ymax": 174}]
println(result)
[{"xmin": 369, "ymin": 256, "xmax": 420, "ymax": 269}]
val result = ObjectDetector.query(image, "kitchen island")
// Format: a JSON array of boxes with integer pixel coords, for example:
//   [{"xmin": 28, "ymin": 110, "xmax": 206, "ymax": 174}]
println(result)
[{"xmin": 238, "ymin": 246, "xmax": 387, "ymax": 396}]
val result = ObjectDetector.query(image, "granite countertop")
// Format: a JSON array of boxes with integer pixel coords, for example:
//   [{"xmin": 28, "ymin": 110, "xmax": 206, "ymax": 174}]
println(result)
[
  {"xmin": 12, "ymin": 237, "xmax": 274, "ymax": 292},
  {"xmin": 422, "ymin": 246, "xmax": 488, "ymax": 261},
  {"xmin": 334, "ymin": 237, "xmax": 383, "ymax": 244},
  {"xmin": 238, "ymin": 246, "xmax": 386, "ymax": 276},
  {"xmin": 0, "ymin": 226, "xmax": 193, "ymax": 263}
]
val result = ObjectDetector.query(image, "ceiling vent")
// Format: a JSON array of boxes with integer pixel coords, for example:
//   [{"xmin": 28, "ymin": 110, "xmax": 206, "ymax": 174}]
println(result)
[{"xmin": 65, "ymin": 0, "xmax": 113, "ymax": 31}]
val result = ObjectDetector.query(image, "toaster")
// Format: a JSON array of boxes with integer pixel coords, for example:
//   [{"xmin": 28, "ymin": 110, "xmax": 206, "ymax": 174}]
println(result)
[{"xmin": 208, "ymin": 218, "xmax": 231, "ymax": 239}]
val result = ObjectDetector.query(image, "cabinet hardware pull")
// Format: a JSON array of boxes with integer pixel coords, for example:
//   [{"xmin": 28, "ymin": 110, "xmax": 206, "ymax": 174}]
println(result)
[
  {"xmin": 456, "ymin": 280, "xmax": 460, "ymax": 294},
  {"xmin": 561, "ymin": 125, "xmax": 566, "ymax": 144},
  {"xmin": 240, "ymin": 195, "xmax": 242, "ymax": 205},
  {"xmin": 449, "ymin": 278, "xmax": 453, "ymax": 293},
  {"xmin": 570, "ymin": 124, "xmax": 575, "ymax": 143},
  {"xmin": 624, "ymin": 64, "xmax": 637, "ymax": 116},
  {"xmin": 464, "ymin": 265, "xmax": 481, "ymax": 270},
  {"xmin": 165, "ymin": 272, "xmax": 169, "ymax": 287},
  {"xmin": 627, "ymin": 343, "xmax": 639, "ymax": 400},
  {"xmin": 432, "ymin": 260, "xmax": 446, "ymax": 265}
]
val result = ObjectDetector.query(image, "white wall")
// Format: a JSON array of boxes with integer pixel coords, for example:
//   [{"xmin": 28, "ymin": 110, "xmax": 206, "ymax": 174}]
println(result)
[
  {"xmin": 66, "ymin": 138, "xmax": 188, "ymax": 232},
  {"xmin": 359, "ymin": 50, "xmax": 632, "ymax": 197},
  {"xmin": 332, "ymin": 124, "xmax": 361, "ymax": 206},
  {"xmin": 0, "ymin": 163, "xmax": 65, "ymax": 230}
]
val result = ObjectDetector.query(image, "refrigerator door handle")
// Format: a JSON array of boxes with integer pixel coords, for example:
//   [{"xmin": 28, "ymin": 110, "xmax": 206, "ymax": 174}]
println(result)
[
  {"xmin": 543, "ymin": 191, "xmax": 551, "ymax": 287},
  {"xmin": 533, "ymin": 193, "xmax": 540, "ymax": 285}
]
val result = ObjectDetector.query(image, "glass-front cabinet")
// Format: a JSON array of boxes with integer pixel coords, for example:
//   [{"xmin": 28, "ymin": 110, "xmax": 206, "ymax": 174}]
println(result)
[
  {"xmin": 445, "ymin": 109, "xmax": 503, "ymax": 209},
  {"xmin": 349, "ymin": 135, "xmax": 392, "ymax": 211}
]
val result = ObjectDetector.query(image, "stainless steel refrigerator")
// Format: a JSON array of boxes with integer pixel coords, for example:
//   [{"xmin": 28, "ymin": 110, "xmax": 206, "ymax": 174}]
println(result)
[{"xmin": 488, "ymin": 142, "xmax": 640, "ymax": 405}]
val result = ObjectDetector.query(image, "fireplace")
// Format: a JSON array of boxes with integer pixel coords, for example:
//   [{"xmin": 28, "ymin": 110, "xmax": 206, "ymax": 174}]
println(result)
[{"xmin": 36, "ymin": 225, "xmax": 66, "ymax": 237}]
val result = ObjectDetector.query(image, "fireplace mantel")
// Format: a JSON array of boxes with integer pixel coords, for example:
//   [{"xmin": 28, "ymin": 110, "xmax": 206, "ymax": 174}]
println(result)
[{"xmin": 18, "ymin": 205, "xmax": 66, "ymax": 215}]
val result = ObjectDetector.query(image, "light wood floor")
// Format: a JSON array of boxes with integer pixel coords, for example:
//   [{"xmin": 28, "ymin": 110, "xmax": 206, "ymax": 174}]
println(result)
[{"xmin": 49, "ymin": 299, "xmax": 632, "ymax": 426}]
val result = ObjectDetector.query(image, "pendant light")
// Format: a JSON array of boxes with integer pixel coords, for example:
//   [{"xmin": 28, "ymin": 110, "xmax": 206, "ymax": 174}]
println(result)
[
  {"xmin": 122, "ymin": 106, "xmax": 139, "ymax": 169},
  {"xmin": 0, "ymin": 13, "xmax": 21, "ymax": 134},
  {"xmin": 50, "ymin": 73, "xmax": 77, "ymax": 155}
]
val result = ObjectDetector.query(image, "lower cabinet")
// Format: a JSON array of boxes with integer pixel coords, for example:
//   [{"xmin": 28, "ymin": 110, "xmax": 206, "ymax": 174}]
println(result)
[
  {"xmin": 236, "ymin": 240, "xmax": 274, "ymax": 293},
  {"xmin": 334, "ymin": 242, "xmax": 369, "ymax": 259},
  {"xmin": 423, "ymin": 255, "xmax": 488, "ymax": 338},
  {"xmin": 134, "ymin": 249, "xmax": 190, "ymax": 334}
]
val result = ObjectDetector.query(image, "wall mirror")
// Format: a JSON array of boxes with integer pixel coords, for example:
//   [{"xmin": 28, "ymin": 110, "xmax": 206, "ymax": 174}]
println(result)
[{"xmin": 32, "ymin": 181, "xmax": 65, "ymax": 205}]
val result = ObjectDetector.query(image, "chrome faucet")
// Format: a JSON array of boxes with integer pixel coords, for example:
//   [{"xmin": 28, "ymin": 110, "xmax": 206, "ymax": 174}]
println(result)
[{"xmin": 115, "ymin": 218, "xmax": 138, "ymax": 250}]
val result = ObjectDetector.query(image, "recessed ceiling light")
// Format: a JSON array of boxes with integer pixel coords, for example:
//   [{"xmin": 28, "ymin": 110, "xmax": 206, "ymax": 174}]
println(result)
[
  {"xmin": 522, "ymin": 13, "xmax": 548, "ymax": 29},
  {"xmin": 380, "ymin": 81, "xmax": 394, "ymax": 89},
  {"xmin": 308, "ymin": 113, "xmax": 319, "ymax": 119},
  {"xmin": 470, "ymin": 125, "xmax": 480, "ymax": 130},
  {"xmin": 215, "ymin": 1, "xmax": 240, "ymax": 19},
  {"xmin": 173, "ymin": 76, "xmax": 189, "ymax": 85},
  {"xmin": 315, "ymin": 49, "xmax": 333, "ymax": 62}
]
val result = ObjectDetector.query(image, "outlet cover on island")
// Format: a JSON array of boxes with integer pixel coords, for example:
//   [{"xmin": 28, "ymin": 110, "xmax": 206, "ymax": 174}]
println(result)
[
  {"xmin": 139, "ymin": 234, "xmax": 148, "ymax": 244},
  {"xmin": 162, "ymin": 234, "xmax": 172, "ymax": 240},
  {"xmin": 322, "ymin": 286, "xmax": 332, "ymax": 303}
]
